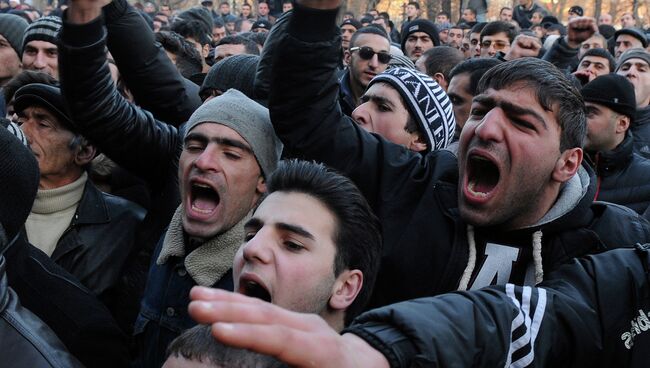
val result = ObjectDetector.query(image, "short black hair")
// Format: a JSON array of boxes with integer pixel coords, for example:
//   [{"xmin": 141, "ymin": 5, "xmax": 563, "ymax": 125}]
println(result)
[
  {"xmin": 500, "ymin": 7, "xmax": 512, "ymax": 13},
  {"xmin": 407, "ymin": 1, "xmax": 420, "ymax": 9},
  {"xmin": 266, "ymin": 160, "xmax": 382, "ymax": 326},
  {"xmin": 171, "ymin": 19, "xmax": 212, "ymax": 46},
  {"xmin": 349, "ymin": 25, "xmax": 390, "ymax": 49},
  {"xmin": 166, "ymin": 325, "xmax": 285, "ymax": 367},
  {"xmin": 215, "ymin": 35, "xmax": 260, "ymax": 55},
  {"xmin": 480, "ymin": 21, "xmax": 517, "ymax": 43},
  {"xmin": 580, "ymin": 48, "xmax": 616, "ymax": 72},
  {"xmin": 477, "ymin": 58, "xmax": 586, "ymax": 151},
  {"xmin": 437, "ymin": 10, "xmax": 450, "ymax": 18},
  {"xmin": 471, "ymin": 22, "xmax": 488, "ymax": 34},
  {"xmin": 449, "ymin": 58, "xmax": 502, "ymax": 96},
  {"xmin": 463, "ymin": 7, "xmax": 477, "ymax": 16},
  {"xmin": 420, "ymin": 46, "xmax": 464, "ymax": 81},
  {"xmin": 155, "ymin": 31, "xmax": 203, "ymax": 78}
]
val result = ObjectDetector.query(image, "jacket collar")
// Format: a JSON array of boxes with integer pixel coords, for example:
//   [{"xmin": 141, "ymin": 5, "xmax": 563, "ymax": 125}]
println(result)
[
  {"xmin": 72, "ymin": 181, "xmax": 111, "ymax": 226},
  {"xmin": 591, "ymin": 133, "xmax": 634, "ymax": 177}
]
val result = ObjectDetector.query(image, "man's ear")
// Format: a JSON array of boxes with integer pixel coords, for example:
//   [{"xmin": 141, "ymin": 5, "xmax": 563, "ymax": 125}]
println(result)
[
  {"xmin": 74, "ymin": 140, "xmax": 96, "ymax": 167},
  {"xmin": 343, "ymin": 50, "xmax": 352, "ymax": 65},
  {"xmin": 202, "ymin": 43, "xmax": 210, "ymax": 58},
  {"xmin": 256, "ymin": 176, "xmax": 267, "ymax": 195},
  {"xmin": 552, "ymin": 147, "xmax": 582, "ymax": 183},
  {"xmin": 407, "ymin": 132, "xmax": 428, "ymax": 152},
  {"xmin": 616, "ymin": 115, "xmax": 631, "ymax": 134},
  {"xmin": 328, "ymin": 269, "xmax": 363, "ymax": 311},
  {"xmin": 433, "ymin": 72, "xmax": 447, "ymax": 90}
]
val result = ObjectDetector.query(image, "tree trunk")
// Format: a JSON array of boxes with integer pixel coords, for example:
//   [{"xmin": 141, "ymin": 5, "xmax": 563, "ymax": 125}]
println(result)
[{"xmin": 594, "ymin": 0, "xmax": 603, "ymax": 18}]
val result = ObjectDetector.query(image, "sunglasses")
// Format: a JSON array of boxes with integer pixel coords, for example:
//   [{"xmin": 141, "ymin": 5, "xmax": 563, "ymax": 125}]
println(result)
[{"xmin": 349, "ymin": 46, "xmax": 392, "ymax": 64}]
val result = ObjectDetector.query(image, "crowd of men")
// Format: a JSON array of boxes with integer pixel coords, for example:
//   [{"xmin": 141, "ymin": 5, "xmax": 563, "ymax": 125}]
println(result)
[{"xmin": 1, "ymin": 0, "xmax": 650, "ymax": 366}]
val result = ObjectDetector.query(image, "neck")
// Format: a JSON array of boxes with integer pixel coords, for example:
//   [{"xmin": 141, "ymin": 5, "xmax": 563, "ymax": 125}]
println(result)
[
  {"xmin": 321, "ymin": 311, "xmax": 345, "ymax": 333},
  {"xmin": 348, "ymin": 73, "xmax": 365, "ymax": 105},
  {"xmin": 39, "ymin": 170, "xmax": 84, "ymax": 190}
]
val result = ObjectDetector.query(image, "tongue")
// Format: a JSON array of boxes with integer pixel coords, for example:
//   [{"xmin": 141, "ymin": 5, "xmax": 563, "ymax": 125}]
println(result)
[
  {"xmin": 192, "ymin": 195, "xmax": 218, "ymax": 211},
  {"xmin": 474, "ymin": 178, "xmax": 495, "ymax": 194}
]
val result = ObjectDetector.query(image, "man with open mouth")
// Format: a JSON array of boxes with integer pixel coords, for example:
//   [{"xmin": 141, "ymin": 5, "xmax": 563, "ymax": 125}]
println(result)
[
  {"xmin": 233, "ymin": 160, "xmax": 381, "ymax": 332},
  {"xmin": 256, "ymin": 0, "xmax": 650, "ymax": 312}
]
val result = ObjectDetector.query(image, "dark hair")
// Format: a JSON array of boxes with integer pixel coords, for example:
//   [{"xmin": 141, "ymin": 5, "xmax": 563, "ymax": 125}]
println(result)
[
  {"xmin": 449, "ymin": 58, "xmax": 502, "ymax": 95},
  {"xmin": 421, "ymin": 46, "xmax": 465, "ymax": 81},
  {"xmin": 241, "ymin": 31, "xmax": 267, "ymax": 48},
  {"xmin": 349, "ymin": 25, "xmax": 389, "ymax": 49},
  {"xmin": 379, "ymin": 11, "xmax": 390, "ymax": 21},
  {"xmin": 581, "ymin": 48, "xmax": 616, "ymax": 72},
  {"xmin": 480, "ymin": 21, "xmax": 517, "ymax": 43},
  {"xmin": 500, "ymin": 7, "xmax": 512, "ymax": 13},
  {"xmin": 437, "ymin": 10, "xmax": 450, "ymax": 18},
  {"xmin": 155, "ymin": 31, "xmax": 203, "ymax": 78},
  {"xmin": 171, "ymin": 19, "xmax": 211, "ymax": 46},
  {"xmin": 215, "ymin": 35, "xmax": 260, "ymax": 55},
  {"xmin": 213, "ymin": 19, "xmax": 224, "ymax": 28},
  {"xmin": 344, "ymin": 11, "xmax": 355, "ymax": 18},
  {"xmin": 477, "ymin": 58, "xmax": 586, "ymax": 150},
  {"xmin": 4, "ymin": 70, "xmax": 57, "ymax": 105},
  {"xmin": 407, "ymin": 1, "xmax": 420, "ymax": 10},
  {"xmin": 166, "ymin": 325, "xmax": 285, "ymax": 367},
  {"xmin": 471, "ymin": 21, "xmax": 488, "ymax": 34},
  {"xmin": 266, "ymin": 160, "xmax": 382, "ymax": 326},
  {"xmin": 463, "ymin": 7, "xmax": 477, "ymax": 17}
]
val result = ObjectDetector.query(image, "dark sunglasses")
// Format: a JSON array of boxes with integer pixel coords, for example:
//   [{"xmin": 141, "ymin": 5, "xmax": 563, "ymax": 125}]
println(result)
[{"xmin": 349, "ymin": 46, "xmax": 392, "ymax": 64}]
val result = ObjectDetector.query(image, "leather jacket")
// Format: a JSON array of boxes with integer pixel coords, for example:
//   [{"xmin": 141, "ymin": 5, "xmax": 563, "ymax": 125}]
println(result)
[{"xmin": 0, "ymin": 256, "xmax": 83, "ymax": 368}]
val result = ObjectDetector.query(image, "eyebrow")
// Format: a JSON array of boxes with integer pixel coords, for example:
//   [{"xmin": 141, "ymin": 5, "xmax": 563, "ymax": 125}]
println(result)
[
  {"xmin": 244, "ymin": 217, "xmax": 315, "ymax": 240},
  {"xmin": 184, "ymin": 132, "xmax": 252, "ymax": 153},
  {"xmin": 362, "ymin": 93, "xmax": 396, "ymax": 108},
  {"xmin": 473, "ymin": 95, "xmax": 548, "ymax": 129}
]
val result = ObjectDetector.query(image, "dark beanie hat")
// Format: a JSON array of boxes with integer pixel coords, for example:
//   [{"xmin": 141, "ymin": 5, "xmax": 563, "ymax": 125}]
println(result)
[
  {"xmin": 0, "ymin": 14, "xmax": 28, "ymax": 56},
  {"xmin": 201, "ymin": 54, "xmax": 260, "ymax": 101},
  {"xmin": 177, "ymin": 7, "xmax": 214, "ymax": 35},
  {"xmin": 616, "ymin": 49, "xmax": 650, "ymax": 71},
  {"xmin": 368, "ymin": 67, "xmax": 455, "ymax": 151},
  {"xmin": 22, "ymin": 16, "xmax": 62, "ymax": 54},
  {"xmin": 582, "ymin": 74, "xmax": 636, "ymax": 120},
  {"xmin": 568, "ymin": 5, "xmax": 584, "ymax": 16},
  {"xmin": 598, "ymin": 24, "xmax": 616, "ymax": 39},
  {"xmin": 401, "ymin": 19, "xmax": 440, "ymax": 53},
  {"xmin": 0, "ymin": 125, "xmax": 39, "ymax": 242},
  {"xmin": 614, "ymin": 27, "xmax": 649, "ymax": 48},
  {"xmin": 13, "ymin": 83, "xmax": 74, "ymax": 131},
  {"xmin": 251, "ymin": 19, "xmax": 272, "ymax": 32},
  {"xmin": 340, "ymin": 18, "xmax": 362, "ymax": 30}
]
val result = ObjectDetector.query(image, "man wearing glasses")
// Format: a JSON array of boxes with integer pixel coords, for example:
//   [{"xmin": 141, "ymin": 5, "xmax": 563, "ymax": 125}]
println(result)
[
  {"xmin": 479, "ymin": 21, "xmax": 515, "ymax": 58},
  {"xmin": 339, "ymin": 27, "xmax": 391, "ymax": 117}
]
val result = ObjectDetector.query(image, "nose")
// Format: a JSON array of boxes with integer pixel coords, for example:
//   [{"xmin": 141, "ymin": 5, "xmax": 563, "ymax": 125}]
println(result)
[
  {"xmin": 33, "ymin": 51, "xmax": 47, "ymax": 68},
  {"xmin": 352, "ymin": 103, "xmax": 373, "ymax": 132},
  {"xmin": 368, "ymin": 53, "xmax": 380, "ymax": 68},
  {"xmin": 473, "ymin": 108, "xmax": 505, "ymax": 143},
  {"xmin": 242, "ymin": 229, "xmax": 273, "ymax": 264},
  {"xmin": 193, "ymin": 144, "xmax": 223, "ymax": 172}
]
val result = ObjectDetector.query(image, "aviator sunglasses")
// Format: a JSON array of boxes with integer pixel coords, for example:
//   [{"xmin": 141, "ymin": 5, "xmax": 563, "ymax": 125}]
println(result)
[{"xmin": 349, "ymin": 46, "xmax": 392, "ymax": 64}]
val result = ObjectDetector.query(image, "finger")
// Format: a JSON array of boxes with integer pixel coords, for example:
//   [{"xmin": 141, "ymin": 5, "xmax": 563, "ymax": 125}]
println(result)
[
  {"xmin": 188, "ymin": 299, "xmax": 325, "ymax": 332},
  {"xmin": 190, "ymin": 286, "xmax": 266, "ymax": 304},
  {"xmin": 212, "ymin": 322, "xmax": 343, "ymax": 367}
]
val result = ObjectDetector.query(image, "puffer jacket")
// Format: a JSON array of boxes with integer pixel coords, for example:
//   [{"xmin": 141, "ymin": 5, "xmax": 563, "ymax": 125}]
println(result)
[
  {"xmin": 261, "ymin": 3, "xmax": 650, "ymax": 309},
  {"xmin": 632, "ymin": 106, "xmax": 650, "ymax": 157},
  {"xmin": 345, "ymin": 244, "xmax": 650, "ymax": 368},
  {"xmin": 589, "ymin": 133, "xmax": 650, "ymax": 214}
]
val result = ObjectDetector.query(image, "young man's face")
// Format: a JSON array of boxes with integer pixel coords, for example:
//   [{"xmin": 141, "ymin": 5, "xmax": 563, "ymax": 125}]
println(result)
[
  {"xmin": 617, "ymin": 58, "xmax": 650, "ymax": 107},
  {"xmin": 584, "ymin": 102, "xmax": 623, "ymax": 152},
  {"xmin": 352, "ymin": 82, "xmax": 425, "ymax": 151},
  {"xmin": 406, "ymin": 5, "xmax": 418, "ymax": 18},
  {"xmin": 462, "ymin": 9, "xmax": 475, "ymax": 22},
  {"xmin": 234, "ymin": 191, "xmax": 344, "ymax": 316},
  {"xmin": 405, "ymin": 31, "xmax": 434, "ymax": 61},
  {"xmin": 179, "ymin": 123, "xmax": 265, "ymax": 240},
  {"xmin": 470, "ymin": 32, "xmax": 481, "ymax": 57},
  {"xmin": 258, "ymin": 2, "xmax": 269, "ymax": 16},
  {"xmin": 219, "ymin": 3, "xmax": 230, "ymax": 14},
  {"xmin": 22, "ymin": 40, "xmax": 58, "ymax": 79},
  {"xmin": 447, "ymin": 72, "xmax": 473, "ymax": 129},
  {"xmin": 447, "ymin": 28, "xmax": 464, "ymax": 49},
  {"xmin": 241, "ymin": 4, "xmax": 251, "ymax": 17},
  {"xmin": 621, "ymin": 13, "xmax": 635, "ymax": 28},
  {"xmin": 436, "ymin": 14, "xmax": 449, "ymax": 24},
  {"xmin": 615, "ymin": 34, "xmax": 644, "ymax": 59},
  {"xmin": 499, "ymin": 9, "xmax": 513, "ymax": 22},
  {"xmin": 598, "ymin": 13, "xmax": 612, "ymax": 25},
  {"xmin": 0, "ymin": 34, "xmax": 21, "ymax": 83},
  {"xmin": 340, "ymin": 25, "xmax": 356, "ymax": 50},
  {"xmin": 346, "ymin": 33, "xmax": 391, "ymax": 89},
  {"xmin": 480, "ymin": 32, "xmax": 511, "ymax": 57},
  {"xmin": 18, "ymin": 106, "xmax": 85, "ymax": 189},
  {"xmin": 212, "ymin": 26, "xmax": 226, "ymax": 43},
  {"xmin": 576, "ymin": 56, "xmax": 610, "ymax": 82},
  {"xmin": 282, "ymin": 2, "xmax": 292, "ymax": 12},
  {"xmin": 579, "ymin": 36, "xmax": 606, "ymax": 59},
  {"xmin": 457, "ymin": 83, "xmax": 575, "ymax": 230}
]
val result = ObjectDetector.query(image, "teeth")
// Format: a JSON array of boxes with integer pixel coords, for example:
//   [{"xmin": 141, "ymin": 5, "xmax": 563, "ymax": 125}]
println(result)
[
  {"xmin": 467, "ymin": 180, "xmax": 488, "ymax": 197},
  {"xmin": 191, "ymin": 204, "xmax": 214, "ymax": 214},
  {"xmin": 472, "ymin": 156, "xmax": 490, "ymax": 162},
  {"xmin": 193, "ymin": 183, "xmax": 211, "ymax": 188}
]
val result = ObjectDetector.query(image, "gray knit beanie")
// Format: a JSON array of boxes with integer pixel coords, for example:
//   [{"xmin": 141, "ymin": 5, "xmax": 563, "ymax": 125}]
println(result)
[
  {"xmin": 369, "ymin": 67, "xmax": 456, "ymax": 152},
  {"xmin": 616, "ymin": 49, "xmax": 650, "ymax": 71},
  {"xmin": 22, "ymin": 16, "xmax": 62, "ymax": 54},
  {"xmin": 184, "ymin": 89, "xmax": 282, "ymax": 178},
  {"xmin": 200, "ymin": 54, "xmax": 259, "ymax": 101},
  {"xmin": 0, "ymin": 14, "xmax": 28, "ymax": 56}
]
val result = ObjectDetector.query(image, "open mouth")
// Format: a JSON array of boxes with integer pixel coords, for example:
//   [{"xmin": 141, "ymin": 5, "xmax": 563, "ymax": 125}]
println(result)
[
  {"xmin": 241, "ymin": 280, "xmax": 271, "ymax": 303},
  {"xmin": 190, "ymin": 182, "xmax": 220, "ymax": 215},
  {"xmin": 466, "ymin": 154, "xmax": 500, "ymax": 198}
]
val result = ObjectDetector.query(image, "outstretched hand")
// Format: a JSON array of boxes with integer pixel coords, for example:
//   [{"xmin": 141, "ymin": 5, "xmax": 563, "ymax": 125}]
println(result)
[
  {"xmin": 188, "ymin": 286, "xmax": 390, "ymax": 368},
  {"xmin": 67, "ymin": 0, "xmax": 111, "ymax": 24}
]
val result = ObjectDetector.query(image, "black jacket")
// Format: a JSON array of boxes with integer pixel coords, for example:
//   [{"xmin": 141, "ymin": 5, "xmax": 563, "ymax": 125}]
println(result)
[
  {"xmin": 5, "ymin": 234, "xmax": 129, "ymax": 367},
  {"xmin": 345, "ymin": 244, "xmax": 650, "ymax": 368},
  {"xmin": 50, "ymin": 180, "xmax": 145, "ymax": 305},
  {"xmin": 632, "ymin": 106, "xmax": 650, "ymax": 157},
  {"xmin": 589, "ymin": 133, "xmax": 650, "ymax": 214},
  {"xmin": 0, "ymin": 256, "xmax": 83, "ymax": 368},
  {"xmin": 264, "ymin": 4, "xmax": 650, "ymax": 308},
  {"xmin": 542, "ymin": 37, "xmax": 579, "ymax": 72},
  {"xmin": 512, "ymin": 2, "xmax": 547, "ymax": 29}
]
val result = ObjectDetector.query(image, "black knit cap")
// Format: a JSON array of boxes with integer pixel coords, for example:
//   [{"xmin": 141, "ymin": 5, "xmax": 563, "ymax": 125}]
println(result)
[
  {"xmin": 251, "ymin": 19, "xmax": 272, "ymax": 31},
  {"xmin": 200, "ymin": 54, "xmax": 260, "ymax": 102},
  {"xmin": 0, "ymin": 126, "xmax": 39, "ymax": 243},
  {"xmin": 568, "ymin": 6, "xmax": 583, "ymax": 16},
  {"xmin": 614, "ymin": 27, "xmax": 649, "ymax": 48},
  {"xmin": 13, "ymin": 83, "xmax": 75, "ymax": 131},
  {"xmin": 340, "ymin": 18, "xmax": 362, "ymax": 30},
  {"xmin": 22, "ymin": 16, "xmax": 62, "ymax": 54},
  {"xmin": 400, "ymin": 19, "xmax": 440, "ymax": 53},
  {"xmin": 581, "ymin": 74, "xmax": 637, "ymax": 121}
]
